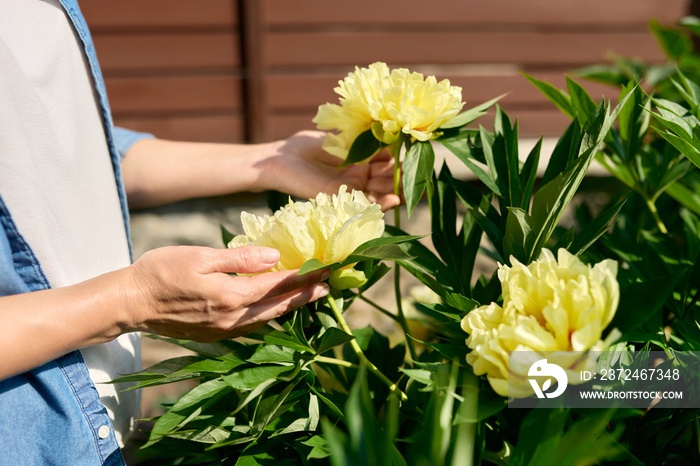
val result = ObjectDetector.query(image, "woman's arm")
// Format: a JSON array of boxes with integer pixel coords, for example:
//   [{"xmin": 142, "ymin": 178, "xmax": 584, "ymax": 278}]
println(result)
[
  {"xmin": 0, "ymin": 246, "xmax": 328, "ymax": 380},
  {"xmin": 121, "ymin": 130, "xmax": 399, "ymax": 210}
]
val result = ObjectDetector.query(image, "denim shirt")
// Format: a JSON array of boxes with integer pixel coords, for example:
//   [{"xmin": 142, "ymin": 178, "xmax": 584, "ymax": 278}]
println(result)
[{"xmin": 0, "ymin": 1, "xmax": 153, "ymax": 464}]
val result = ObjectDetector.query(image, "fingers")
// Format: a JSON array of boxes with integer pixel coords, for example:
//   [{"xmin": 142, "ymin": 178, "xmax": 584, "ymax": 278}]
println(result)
[
  {"xmin": 227, "ymin": 282, "xmax": 330, "ymax": 337},
  {"xmin": 234, "ymin": 268, "xmax": 330, "ymax": 302},
  {"xmin": 200, "ymin": 246, "xmax": 281, "ymax": 274},
  {"xmin": 369, "ymin": 193, "xmax": 401, "ymax": 211},
  {"xmin": 369, "ymin": 150, "xmax": 394, "ymax": 172},
  {"xmin": 366, "ymin": 151, "xmax": 402, "ymax": 210}
]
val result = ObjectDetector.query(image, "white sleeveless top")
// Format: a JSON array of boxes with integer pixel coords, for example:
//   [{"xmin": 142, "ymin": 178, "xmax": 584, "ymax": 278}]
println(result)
[{"xmin": 0, "ymin": 0, "xmax": 140, "ymax": 446}]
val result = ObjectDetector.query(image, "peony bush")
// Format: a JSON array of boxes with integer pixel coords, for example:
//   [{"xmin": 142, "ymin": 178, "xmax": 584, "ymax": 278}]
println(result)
[{"xmin": 120, "ymin": 45, "xmax": 700, "ymax": 466}]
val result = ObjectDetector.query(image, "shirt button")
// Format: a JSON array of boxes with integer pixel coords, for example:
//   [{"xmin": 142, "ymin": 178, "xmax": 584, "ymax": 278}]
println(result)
[{"xmin": 98, "ymin": 425, "xmax": 111, "ymax": 439}]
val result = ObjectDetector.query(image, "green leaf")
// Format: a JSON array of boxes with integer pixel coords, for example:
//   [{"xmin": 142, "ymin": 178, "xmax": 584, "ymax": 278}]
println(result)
[
  {"xmin": 145, "ymin": 378, "xmax": 232, "ymax": 448},
  {"xmin": 680, "ymin": 15, "xmax": 700, "ymax": 37},
  {"xmin": 671, "ymin": 68, "xmax": 700, "ymax": 109},
  {"xmin": 656, "ymin": 130, "xmax": 700, "ymax": 169},
  {"xmin": 297, "ymin": 258, "xmax": 328, "ymax": 276},
  {"xmin": 385, "ymin": 225, "xmax": 449, "ymax": 278},
  {"xmin": 611, "ymin": 274, "xmax": 683, "ymax": 336},
  {"xmin": 301, "ymin": 435, "xmax": 332, "ymax": 460},
  {"xmin": 111, "ymin": 356, "xmax": 204, "ymax": 383},
  {"xmin": 480, "ymin": 125, "xmax": 507, "ymax": 201},
  {"xmin": 145, "ymin": 334, "xmax": 248, "ymax": 359},
  {"xmin": 569, "ymin": 196, "xmax": 627, "ymax": 255},
  {"xmin": 509, "ymin": 408, "xmax": 566, "ymax": 466},
  {"xmin": 403, "ymin": 140, "xmax": 435, "ymax": 216},
  {"xmin": 111, "ymin": 355, "xmax": 244, "ymax": 390},
  {"xmin": 297, "ymin": 234, "xmax": 421, "ymax": 275},
  {"xmin": 504, "ymin": 207, "xmax": 533, "ymax": 262},
  {"xmin": 523, "ymin": 73, "xmax": 574, "ymax": 118},
  {"xmin": 247, "ymin": 345, "xmax": 297, "ymax": 365},
  {"xmin": 343, "ymin": 129, "xmax": 383, "ymax": 166},
  {"xmin": 440, "ymin": 94, "xmax": 504, "ymax": 129},
  {"xmin": 566, "ymin": 76, "xmax": 598, "ymax": 126},
  {"xmin": 314, "ymin": 327, "xmax": 355, "ymax": 354},
  {"xmin": 499, "ymin": 109, "xmax": 523, "ymax": 207},
  {"xmin": 667, "ymin": 179, "xmax": 700, "ymax": 216},
  {"xmin": 443, "ymin": 292, "xmax": 480, "ymax": 314},
  {"xmin": 437, "ymin": 133, "xmax": 502, "ymax": 196},
  {"xmin": 309, "ymin": 385, "xmax": 345, "ymax": 421},
  {"xmin": 576, "ymin": 64, "xmax": 629, "ymax": 87},
  {"xmin": 650, "ymin": 19, "xmax": 692, "ymax": 59},
  {"xmin": 264, "ymin": 330, "xmax": 314, "ymax": 353},
  {"xmin": 223, "ymin": 365, "xmax": 296, "ymax": 391},
  {"xmin": 400, "ymin": 368, "xmax": 433, "ymax": 386},
  {"xmin": 220, "ymin": 224, "xmax": 236, "ymax": 246},
  {"xmin": 520, "ymin": 138, "xmax": 542, "ymax": 209},
  {"xmin": 542, "ymin": 122, "xmax": 581, "ymax": 186}
]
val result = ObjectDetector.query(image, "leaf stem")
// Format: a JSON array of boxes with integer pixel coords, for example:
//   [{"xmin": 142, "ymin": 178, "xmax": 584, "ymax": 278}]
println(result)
[
  {"xmin": 359, "ymin": 294, "xmax": 401, "ymax": 324},
  {"xmin": 389, "ymin": 142, "xmax": 418, "ymax": 362},
  {"xmin": 644, "ymin": 196, "xmax": 668, "ymax": 234},
  {"xmin": 314, "ymin": 355, "xmax": 357, "ymax": 368},
  {"xmin": 325, "ymin": 295, "xmax": 407, "ymax": 401}
]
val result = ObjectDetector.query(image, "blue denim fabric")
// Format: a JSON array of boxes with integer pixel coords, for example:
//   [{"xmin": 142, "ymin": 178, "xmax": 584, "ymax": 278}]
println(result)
[{"xmin": 0, "ymin": 1, "xmax": 153, "ymax": 464}]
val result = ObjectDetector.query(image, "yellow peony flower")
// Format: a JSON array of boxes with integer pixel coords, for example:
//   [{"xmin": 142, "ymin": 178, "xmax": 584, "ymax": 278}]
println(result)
[
  {"xmin": 228, "ymin": 186, "xmax": 384, "ymax": 287},
  {"xmin": 461, "ymin": 249, "xmax": 620, "ymax": 398},
  {"xmin": 312, "ymin": 62, "xmax": 464, "ymax": 159}
]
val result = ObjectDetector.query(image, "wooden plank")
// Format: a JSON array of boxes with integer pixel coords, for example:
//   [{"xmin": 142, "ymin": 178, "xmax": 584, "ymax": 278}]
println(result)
[
  {"xmin": 262, "ymin": 0, "xmax": 689, "ymax": 26},
  {"xmin": 115, "ymin": 115, "xmax": 245, "ymax": 143},
  {"xmin": 240, "ymin": 0, "xmax": 268, "ymax": 142},
  {"xmin": 106, "ymin": 76, "xmax": 243, "ymax": 114},
  {"xmin": 266, "ymin": 108, "xmax": 572, "ymax": 141},
  {"xmin": 263, "ymin": 31, "xmax": 665, "ymax": 67},
  {"xmin": 81, "ymin": 0, "xmax": 238, "ymax": 30},
  {"xmin": 264, "ymin": 71, "xmax": 618, "ymax": 110},
  {"xmin": 93, "ymin": 33, "xmax": 241, "ymax": 72}
]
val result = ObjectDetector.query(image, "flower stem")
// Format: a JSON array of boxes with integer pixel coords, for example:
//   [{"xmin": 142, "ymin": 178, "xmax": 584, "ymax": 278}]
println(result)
[
  {"xmin": 452, "ymin": 369, "xmax": 480, "ymax": 466},
  {"xmin": 389, "ymin": 142, "xmax": 418, "ymax": 362},
  {"xmin": 325, "ymin": 295, "xmax": 407, "ymax": 401}
]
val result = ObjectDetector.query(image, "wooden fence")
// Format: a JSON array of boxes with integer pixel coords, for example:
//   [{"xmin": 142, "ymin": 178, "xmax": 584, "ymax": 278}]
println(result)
[{"xmin": 81, "ymin": 0, "xmax": 691, "ymax": 144}]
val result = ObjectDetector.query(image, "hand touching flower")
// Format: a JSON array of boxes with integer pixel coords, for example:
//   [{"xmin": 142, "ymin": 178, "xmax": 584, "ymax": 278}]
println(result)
[
  {"xmin": 263, "ymin": 130, "xmax": 399, "ymax": 211},
  {"xmin": 228, "ymin": 185, "xmax": 385, "ymax": 290}
]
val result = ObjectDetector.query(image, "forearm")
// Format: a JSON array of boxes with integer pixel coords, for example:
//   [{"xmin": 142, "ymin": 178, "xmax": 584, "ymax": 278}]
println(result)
[
  {"xmin": 0, "ymin": 245, "xmax": 329, "ymax": 380},
  {"xmin": 121, "ymin": 138, "xmax": 280, "ymax": 209},
  {"xmin": 0, "ymin": 268, "xmax": 132, "ymax": 380}
]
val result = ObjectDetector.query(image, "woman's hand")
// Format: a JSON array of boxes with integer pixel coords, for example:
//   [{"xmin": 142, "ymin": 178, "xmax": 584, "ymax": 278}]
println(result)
[
  {"xmin": 263, "ymin": 130, "xmax": 401, "ymax": 210},
  {"xmin": 124, "ymin": 245, "xmax": 330, "ymax": 341}
]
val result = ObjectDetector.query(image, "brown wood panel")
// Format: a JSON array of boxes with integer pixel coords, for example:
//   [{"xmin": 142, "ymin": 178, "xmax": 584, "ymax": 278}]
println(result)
[
  {"xmin": 116, "ymin": 115, "xmax": 245, "ymax": 143},
  {"xmin": 106, "ymin": 76, "xmax": 243, "ymax": 114},
  {"xmin": 266, "ymin": 108, "xmax": 571, "ymax": 141},
  {"xmin": 263, "ymin": 31, "xmax": 665, "ymax": 67},
  {"xmin": 81, "ymin": 0, "xmax": 238, "ymax": 30},
  {"xmin": 93, "ymin": 33, "xmax": 240, "ymax": 72},
  {"xmin": 265, "ymin": 71, "xmax": 618, "ymax": 110},
  {"xmin": 262, "ymin": 0, "xmax": 689, "ymax": 26}
]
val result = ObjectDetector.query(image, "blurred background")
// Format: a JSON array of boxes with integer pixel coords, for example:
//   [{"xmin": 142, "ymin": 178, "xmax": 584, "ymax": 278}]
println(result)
[
  {"xmin": 79, "ymin": 0, "xmax": 693, "ymax": 416},
  {"xmin": 82, "ymin": 0, "xmax": 691, "ymax": 143}
]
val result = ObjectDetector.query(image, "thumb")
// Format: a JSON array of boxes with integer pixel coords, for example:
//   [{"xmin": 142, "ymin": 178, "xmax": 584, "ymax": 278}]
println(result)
[{"xmin": 201, "ymin": 246, "xmax": 280, "ymax": 274}]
